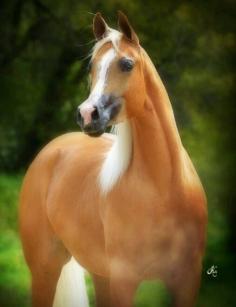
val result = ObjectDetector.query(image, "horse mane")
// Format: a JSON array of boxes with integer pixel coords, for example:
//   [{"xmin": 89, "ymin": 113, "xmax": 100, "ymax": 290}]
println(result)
[{"xmin": 140, "ymin": 47, "xmax": 184, "ymax": 169}]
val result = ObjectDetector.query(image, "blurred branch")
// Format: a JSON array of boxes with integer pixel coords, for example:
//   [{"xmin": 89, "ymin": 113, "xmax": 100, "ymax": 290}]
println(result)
[
  {"xmin": 32, "ymin": 0, "xmax": 81, "ymax": 44},
  {"xmin": 0, "ymin": 18, "xmax": 47, "ymax": 70},
  {"xmin": 16, "ymin": 46, "xmax": 88, "ymax": 166},
  {"xmin": 0, "ymin": 0, "xmax": 84, "ymax": 70}
]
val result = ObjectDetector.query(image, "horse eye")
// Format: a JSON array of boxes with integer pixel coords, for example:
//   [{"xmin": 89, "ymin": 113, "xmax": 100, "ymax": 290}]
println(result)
[{"xmin": 119, "ymin": 57, "xmax": 134, "ymax": 72}]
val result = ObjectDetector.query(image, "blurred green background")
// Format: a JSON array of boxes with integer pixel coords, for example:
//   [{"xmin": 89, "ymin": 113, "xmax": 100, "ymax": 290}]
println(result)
[{"xmin": 0, "ymin": 0, "xmax": 235, "ymax": 306}]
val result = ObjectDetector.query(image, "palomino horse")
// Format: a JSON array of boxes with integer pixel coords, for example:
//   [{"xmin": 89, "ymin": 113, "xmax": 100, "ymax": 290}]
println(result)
[{"xmin": 20, "ymin": 11, "xmax": 207, "ymax": 307}]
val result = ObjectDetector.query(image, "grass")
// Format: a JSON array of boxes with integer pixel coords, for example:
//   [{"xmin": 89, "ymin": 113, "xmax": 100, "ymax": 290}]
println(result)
[
  {"xmin": 0, "ymin": 173, "xmax": 234, "ymax": 306},
  {"xmin": 0, "ymin": 230, "xmax": 30, "ymax": 307},
  {"xmin": 0, "ymin": 173, "xmax": 30, "ymax": 307}
]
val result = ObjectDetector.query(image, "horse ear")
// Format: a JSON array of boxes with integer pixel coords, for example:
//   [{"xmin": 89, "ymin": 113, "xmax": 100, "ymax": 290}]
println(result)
[
  {"xmin": 93, "ymin": 12, "xmax": 109, "ymax": 40},
  {"xmin": 117, "ymin": 11, "xmax": 139, "ymax": 45}
]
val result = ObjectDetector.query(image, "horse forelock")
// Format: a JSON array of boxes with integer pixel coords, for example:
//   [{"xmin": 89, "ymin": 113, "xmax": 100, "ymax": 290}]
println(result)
[{"xmin": 91, "ymin": 28, "xmax": 122, "ymax": 60}]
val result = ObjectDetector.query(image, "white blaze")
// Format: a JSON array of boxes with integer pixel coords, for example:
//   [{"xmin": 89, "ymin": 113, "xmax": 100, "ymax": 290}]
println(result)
[
  {"xmin": 79, "ymin": 48, "xmax": 116, "ymax": 125},
  {"xmin": 89, "ymin": 48, "xmax": 116, "ymax": 102}
]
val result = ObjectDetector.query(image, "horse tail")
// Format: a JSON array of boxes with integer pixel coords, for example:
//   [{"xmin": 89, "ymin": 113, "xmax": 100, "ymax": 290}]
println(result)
[{"xmin": 53, "ymin": 257, "xmax": 89, "ymax": 307}]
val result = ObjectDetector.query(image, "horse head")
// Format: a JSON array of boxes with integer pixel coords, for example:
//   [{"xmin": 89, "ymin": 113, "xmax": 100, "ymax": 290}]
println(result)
[{"xmin": 77, "ymin": 11, "xmax": 146, "ymax": 136}]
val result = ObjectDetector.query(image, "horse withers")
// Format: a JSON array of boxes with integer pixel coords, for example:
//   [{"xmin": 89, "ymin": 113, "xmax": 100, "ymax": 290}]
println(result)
[{"xmin": 19, "ymin": 11, "xmax": 207, "ymax": 307}]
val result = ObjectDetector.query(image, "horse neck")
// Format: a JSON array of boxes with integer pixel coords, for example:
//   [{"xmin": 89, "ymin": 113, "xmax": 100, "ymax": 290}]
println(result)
[{"xmin": 130, "ymin": 52, "xmax": 184, "ymax": 192}]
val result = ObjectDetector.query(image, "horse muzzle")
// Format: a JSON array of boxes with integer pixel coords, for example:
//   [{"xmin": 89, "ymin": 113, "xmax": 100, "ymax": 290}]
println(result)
[{"xmin": 77, "ymin": 94, "xmax": 122, "ymax": 137}]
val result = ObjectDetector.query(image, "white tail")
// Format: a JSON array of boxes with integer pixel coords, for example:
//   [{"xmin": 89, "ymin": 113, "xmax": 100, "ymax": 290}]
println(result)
[{"xmin": 53, "ymin": 257, "xmax": 89, "ymax": 307}]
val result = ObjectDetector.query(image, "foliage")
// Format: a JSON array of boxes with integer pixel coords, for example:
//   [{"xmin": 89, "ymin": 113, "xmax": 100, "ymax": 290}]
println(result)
[
  {"xmin": 134, "ymin": 281, "xmax": 171, "ymax": 306},
  {"xmin": 0, "ymin": 230, "xmax": 30, "ymax": 307}
]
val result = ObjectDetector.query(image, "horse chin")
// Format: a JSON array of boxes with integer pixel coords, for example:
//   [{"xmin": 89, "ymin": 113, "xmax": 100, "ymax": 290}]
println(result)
[
  {"xmin": 85, "ymin": 130, "xmax": 105, "ymax": 137},
  {"xmin": 82, "ymin": 121, "xmax": 107, "ymax": 137}
]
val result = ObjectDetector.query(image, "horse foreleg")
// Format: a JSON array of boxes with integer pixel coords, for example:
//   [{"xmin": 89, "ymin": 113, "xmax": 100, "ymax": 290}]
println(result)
[
  {"xmin": 165, "ymin": 261, "xmax": 202, "ymax": 307},
  {"xmin": 31, "ymin": 258, "xmax": 62, "ymax": 307},
  {"xmin": 92, "ymin": 273, "xmax": 111, "ymax": 307},
  {"xmin": 21, "ymin": 213, "xmax": 70, "ymax": 307},
  {"xmin": 109, "ymin": 264, "xmax": 139, "ymax": 307},
  {"xmin": 29, "ymin": 238, "xmax": 70, "ymax": 307}
]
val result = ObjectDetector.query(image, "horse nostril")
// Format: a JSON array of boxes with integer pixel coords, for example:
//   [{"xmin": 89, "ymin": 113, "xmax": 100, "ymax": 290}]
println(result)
[{"xmin": 91, "ymin": 106, "xmax": 99, "ymax": 121}]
